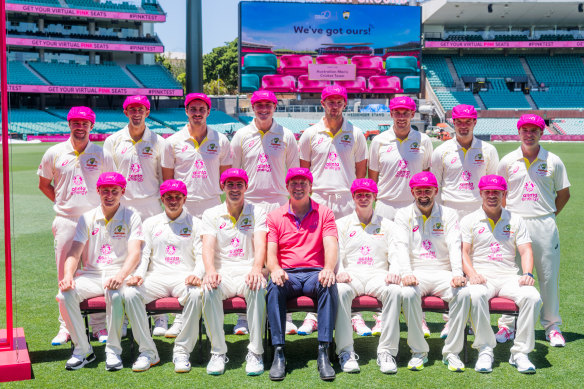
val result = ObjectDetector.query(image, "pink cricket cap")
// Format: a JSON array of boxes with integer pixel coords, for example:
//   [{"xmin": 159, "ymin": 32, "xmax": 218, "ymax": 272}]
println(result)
[
  {"xmin": 184, "ymin": 93, "xmax": 211, "ymax": 109},
  {"xmin": 321, "ymin": 85, "xmax": 347, "ymax": 102},
  {"xmin": 251, "ymin": 90, "xmax": 278, "ymax": 106},
  {"xmin": 123, "ymin": 95, "xmax": 150, "ymax": 110},
  {"xmin": 452, "ymin": 104, "xmax": 477, "ymax": 119},
  {"xmin": 67, "ymin": 106, "xmax": 96, "ymax": 124},
  {"xmin": 160, "ymin": 179, "xmax": 187, "ymax": 197},
  {"xmin": 478, "ymin": 175, "xmax": 507, "ymax": 191},
  {"xmin": 409, "ymin": 171, "xmax": 438, "ymax": 188},
  {"xmin": 390, "ymin": 96, "xmax": 416, "ymax": 111},
  {"xmin": 96, "ymin": 172, "xmax": 126, "ymax": 189},
  {"xmin": 350, "ymin": 178, "xmax": 378, "ymax": 194},
  {"xmin": 517, "ymin": 114, "xmax": 545, "ymax": 130},
  {"xmin": 220, "ymin": 168, "xmax": 249, "ymax": 186},
  {"xmin": 285, "ymin": 167, "xmax": 313, "ymax": 184}
]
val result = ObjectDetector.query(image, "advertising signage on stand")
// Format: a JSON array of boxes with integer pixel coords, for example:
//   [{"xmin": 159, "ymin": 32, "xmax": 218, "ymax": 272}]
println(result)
[
  {"xmin": 5, "ymin": 4, "xmax": 166, "ymax": 22},
  {"xmin": 7, "ymin": 37, "xmax": 163, "ymax": 53},
  {"xmin": 239, "ymin": 1, "xmax": 422, "ymax": 96}
]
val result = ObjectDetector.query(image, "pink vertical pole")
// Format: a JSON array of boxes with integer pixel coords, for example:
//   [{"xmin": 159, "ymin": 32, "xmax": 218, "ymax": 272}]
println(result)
[{"xmin": 0, "ymin": 0, "xmax": 14, "ymax": 351}]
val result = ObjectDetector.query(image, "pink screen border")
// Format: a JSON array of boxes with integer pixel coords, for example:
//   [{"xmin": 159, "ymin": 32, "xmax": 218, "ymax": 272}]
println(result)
[
  {"xmin": 6, "ymin": 4, "xmax": 166, "ymax": 22},
  {"xmin": 425, "ymin": 41, "xmax": 584, "ymax": 48},
  {"xmin": 7, "ymin": 37, "xmax": 163, "ymax": 53},
  {"xmin": 7, "ymin": 84, "xmax": 183, "ymax": 96}
]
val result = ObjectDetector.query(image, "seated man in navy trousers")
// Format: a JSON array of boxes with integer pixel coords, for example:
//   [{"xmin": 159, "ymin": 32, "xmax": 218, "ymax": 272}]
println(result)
[{"xmin": 266, "ymin": 167, "xmax": 339, "ymax": 381}]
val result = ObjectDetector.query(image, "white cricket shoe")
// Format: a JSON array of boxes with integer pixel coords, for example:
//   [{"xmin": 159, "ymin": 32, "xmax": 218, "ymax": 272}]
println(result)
[
  {"xmin": 371, "ymin": 314, "xmax": 382, "ymax": 336},
  {"xmin": 407, "ymin": 352, "xmax": 428, "ymax": 371},
  {"xmin": 443, "ymin": 353, "xmax": 465, "ymax": 372},
  {"xmin": 132, "ymin": 352, "xmax": 160, "ymax": 372},
  {"xmin": 165, "ymin": 319, "xmax": 183, "ymax": 338},
  {"xmin": 152, "ymin": 315, "xmax": 168, "ymax": 336},
  {"xmin": 509, "ymin": 353, "xmax": 536, "ymax": 374},
  {"xmin": 245, "ymin": 351, "xmax": 264, "ymax": 376},
  {"xmin": 173, "ymin": 353, "xmax": 191, "ymax": 373},
  {"xmin": 475, "ymin": 351, "xmax": 493, "ymax": 373},
  {"xmin": 440, "ymin": 322, "xmax": 450, "ymax": 339},
  {"xmin": 377, "ymin": 351, "xmax": 397, "ymax": 374},
  {"xmin": 105, "ymin": 352, "xmax": 123, "ymax": 371},
  {"xmin": 65, "ymin": 348, "xmax": 95, "ymax": 370},
  {"xmin": 285, "ymin": 313, "xmax": 298, "ymax": 335},
  {"xmin": 297, "ymin": 318, "xmax": 318, "ymax": 335},
  {"xmin": 351, "ymin": 314, "xmax": 372, "ymax": 336},
  {"xmin": 546, "ymin": 330, "xmax": 566, "ymax": 347},
  {"xmin": 93, "ymin": 328, "xmax": 108, "ymax": 343},
  {"xmin": 207, "ymin": 353, "xmax": 228, "ymax": 375},
  {"xmin": 339, "ymin": 351, "xmax": 360, "ymax": 373},
  {"xmin": 495, "ymin": 326, "xmax": 515, "ymax": 343},
  {"xmin": 52, "ymin": 330, "xmax": 70, "ymax": 346},
  {"xmin": 421, "ymin": 319, "xmax": 431, "ymax": 338}
]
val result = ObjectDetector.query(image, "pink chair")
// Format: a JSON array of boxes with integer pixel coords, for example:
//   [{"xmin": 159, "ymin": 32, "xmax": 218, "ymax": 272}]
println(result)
[
  {"xmin": 316, "ymin": 55, "xmax": 349, "ymax": 65},
  {"xmin": 368, "ymin": 75, "xmax": 403, "ymax": 93},
  {"xmin": 351, "ymin": 55, "xmax": 384, "ymax": 77},
  {"xmin": 334, "ymin": 76, "xmax": 367, "ymax": 94},
  {"xmin": 297, "ymin": 75, "xmax": 329, "ymax": 93},
  {"xmin": 278, "ymin": 54, "xmax": 313, "ymax": 76},
  {"xmin": 261, "ymin": 75, "xmax": 296, "ymax": 92}
]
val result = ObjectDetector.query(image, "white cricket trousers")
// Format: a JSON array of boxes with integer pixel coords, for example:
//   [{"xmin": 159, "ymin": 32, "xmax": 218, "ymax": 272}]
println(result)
[
  {"xmin": 123, "ymin": 273, "xmax": 201, "ymax": 356},
  {"xmin": 203, "ymin": 273, "xmax": 266, "ymax": 355},
  {"xmin": 335, "ymin": 273, "xmax": 401, "ymax": 356},
  {"xmin": 56, "ymin": 272, "xmax": 124, "ymax": 356},
  {"xmin": 499, "ymin": 214, "xmax": 561, "ymax": 334},
  {"xmin": 312, "ymin": 191, "xmax": 354, "ymax": 219},
  {"xmin": 184, "ymin": 197, "xmax": 221, "ymax": 218},
  {"xmin": 53, "ymin": 216, "xmax": 106, "ymax": 333},
  {"xmin": 122, "ymin": 197, "xmax": 162, "ymax": 221},
  {"xmin": 401, "ymin": 270, "xmax": 470, "ymax": 356},
  {"xmin": 469, "ymin": 275, "xmax": 541, "ymax": 356},
  {"xmin": 374, "ymin": 200, "xmax": 412, "ymax": 221}
]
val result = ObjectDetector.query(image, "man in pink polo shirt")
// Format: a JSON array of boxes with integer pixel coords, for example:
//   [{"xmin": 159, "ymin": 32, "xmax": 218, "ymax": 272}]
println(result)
[{"xmin": 266, "ymin": 167, "xmax": 338, "ymax": 381}]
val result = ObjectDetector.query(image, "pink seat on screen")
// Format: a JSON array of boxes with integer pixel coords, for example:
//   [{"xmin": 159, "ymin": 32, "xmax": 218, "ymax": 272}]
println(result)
[
  {"xmin": 261, "ymin": 74, "xmax": 296, "ymax": 92},
  {"xmin": 316, "ymin": 55, "xmax": 349, "ymax": 65},
  {"xmin": 351, "ymin": 55, "xmax": 384, "ymax": 77},
  {"xmin": 278, "ymin": 54, "xmax": 313, "ymax": 76},
  {"xmin": 334, "ymin": 76, "xmax": 367, "ymax": 93},
  {"xmin": 297, "ymin": 75, "xmax": 329, "ymax": 93},
  {"xmin": 368, "ymin": 76, "xmax": 403, "ymax": 93}
]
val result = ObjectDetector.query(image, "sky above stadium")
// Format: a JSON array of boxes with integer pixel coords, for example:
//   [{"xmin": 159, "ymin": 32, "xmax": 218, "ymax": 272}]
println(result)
[{"xmin": 155, "ymin": 0, "xmax": 241, "ymax": 54}]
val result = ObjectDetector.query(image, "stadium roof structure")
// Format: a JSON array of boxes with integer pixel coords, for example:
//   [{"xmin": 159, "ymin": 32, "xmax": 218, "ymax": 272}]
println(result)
[{"xmin": 423, "ymin": 0, "xmax": 584, "ymax": 25}]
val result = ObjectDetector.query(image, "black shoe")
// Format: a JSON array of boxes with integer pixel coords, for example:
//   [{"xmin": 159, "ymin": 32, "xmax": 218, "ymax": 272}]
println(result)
[
  {"xmin": 317, "ymin": 342, "xmax": 335, "ymax": 381},
  {"xmin": 269, "ymin": 346, "xmax": 286, "ymax": 381}
]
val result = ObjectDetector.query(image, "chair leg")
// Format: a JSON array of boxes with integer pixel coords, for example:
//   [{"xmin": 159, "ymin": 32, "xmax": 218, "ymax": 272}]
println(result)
[
  {"xmin": 463, "ymin": 324, "xmax": 468, "ymax": 364},
  {"xmin": 195, "ymin": 317, "xmax": 203, "ymax": 364}
]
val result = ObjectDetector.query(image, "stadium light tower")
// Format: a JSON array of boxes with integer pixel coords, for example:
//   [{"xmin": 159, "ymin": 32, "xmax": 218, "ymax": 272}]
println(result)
[
  {"xmin": 186, "ymin": 0, "xmax": 204, "ymax": 93},
  {"xmin": 0, "ymin": 0, "xmax": 32, "ymax": 383}
]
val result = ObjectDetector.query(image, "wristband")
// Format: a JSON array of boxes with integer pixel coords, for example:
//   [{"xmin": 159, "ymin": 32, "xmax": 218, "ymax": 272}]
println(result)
[{"xmin": 523, "ymin": 272, "xmax": 534, "ymax": 278}]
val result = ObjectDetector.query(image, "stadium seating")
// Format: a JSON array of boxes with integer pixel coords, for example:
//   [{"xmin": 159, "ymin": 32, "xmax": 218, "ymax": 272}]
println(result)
[
  {"xmin": 531, "ymin": 87, "xmax": 584, "ymax": 110},
  {"xmin": 334, "ymin": 77, "xmax": 367, "ymax": 94},
  {"xmin": 29, "ymin": 62, "xmax": 139, "ymax": 88},
  {"xmin": 402, "ymin": 76, "xmax": 420, "ymax": 93},
  {"xmin": 350, "ymin": 55, "xmax": 384, "ymax": 78},
  {"xmin": 469, "ymin": 118, "xmax": 519, "ymax": 136},
  {"xmin": 278, "ymin": 54, "xmax": 312, "ymax": 77},
  {"xmin": 316, "ymin": 55, "xmax": 348, "ymax": 65},
  {"xmin": 126, "ymin": 64, "xmax": 182, "ymax": 89},
  {"xmin": 525, "ymin": 55, "xmax": 584, "ymax": 86},
  {"xmin": 434, "ymin": 91, "xmax": 479, "ymax": 111},
  {"xmin": 1, "ymin": 108, "xmax": 69, "ymax": 135},
  {"xmin": 552, "ymin": 119, "xmax": 584, "ymax": 135},
  {"xmin": 386, "ymin": 56, "xmax": 419, "ymax": 80},
  {"xmin": 421, "ymin": 55, "xmax": 454, "ymax": 88},
  {"xmin": 261, "ymin": 74, "xmax": 296, "ymax": 93},
  {"xmin": 368, "ymin": 76, "xmax": 402, "ymax": 93},
  {"xmin": 451, "ymin": 55, "xmax": 525, "ymax": 78},
  {"xmin": 241, "ymin": 74, "xmax": 260, "ymax": 93},
  {"xmin": 8, "ymin": 61, "xmax": 47, "ymax": 85},
  {"xmin": 8, "ymin": 0, "xmax": 60, "ymax": 6},
  {"xmin": 297, "ymin": 75, "xmax": 329, "ymax": 93},
  {"xmin": 242, "ymin": 54, "xmax": 277, "ymax": 82},
  {"xmin": 65, "ymin": 0, "xmax": 138, "ymax": 12},
  {"xmin": 478, "ymin": 78, "xmax": 531, "ymax": 109}
]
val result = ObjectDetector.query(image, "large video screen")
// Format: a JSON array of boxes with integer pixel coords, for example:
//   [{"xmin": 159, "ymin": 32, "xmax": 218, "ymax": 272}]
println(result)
[{"xmin": 239, "ymin": 1, "xmax": 421, "ymax": 96}]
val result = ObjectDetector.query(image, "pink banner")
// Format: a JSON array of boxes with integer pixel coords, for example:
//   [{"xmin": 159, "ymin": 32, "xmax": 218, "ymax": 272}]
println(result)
[
  {"xmin": 28, "ymin": 134, "xmax": 111, "ymax": 142},
  {"xmin": 491, "ymin": 134, "xmax": 584, "ymax": 141},
  {"xmin": 6, "ymin": 84, "xmax": 183, "ymax": 96},
  {"xmin": 7, "ymin": 37, "xmax": 163, "ymax": 53},
  {"xmin": 6, "ymin": 4, "xmax": 166, "ymax": 22},
  {"xmin": 425, "ymin": 40, "xmax": 584, "ymax": 48},
  {"xmin": 308, "ymin": 64, "xmax": 356, "ymax": 80}
]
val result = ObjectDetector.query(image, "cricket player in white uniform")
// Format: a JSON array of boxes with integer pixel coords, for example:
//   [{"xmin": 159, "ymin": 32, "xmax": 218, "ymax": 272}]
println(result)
[
  {"xmin": 161, "ymin": 92, "xmax": 232, "ymax": 218},
  {"xmin": 369, "ymin": 96, "xmax": 433, "ymax": 221},
  {"xmin": 395, "ymin": 172, "xmax": 470, "ymax": 372},
  {"xmin": 201, "ymin": 168, "xmax": 268, "ymax": 376},
  {"xmin": 124, "ymin": 179, "xmax": 204, "ymax": 373},
  {"xmin": 297, "ymin": 85, "xmax": 367, "ymax": 335},
  {"xmin": 104, "ymin": 95, "xmax": 168, "ymax": 336},
  {"xmin": 334, "ymin": 178, "xmax": 402, "ymax": 374},
  {"xmin": 461, "ymin": 174, "xmax": 542, "ymax": 373},
  {"xmin": 230, "ymin": 90, "xmax": 299, "ymax": 335},
  {"xmin": 57, "ymin": 172, "xmax": 156, "ymax": 371},
  {"xmin": 38, "ymin": 107, "xmax": 114, "ymax": 346},
  {"xmin": 497, "ymin": 114, "xmax": 570, "ymax": 347},
  {"xmin": 431, "ymin": 104, "xmax": 499, "ymax": 338}
]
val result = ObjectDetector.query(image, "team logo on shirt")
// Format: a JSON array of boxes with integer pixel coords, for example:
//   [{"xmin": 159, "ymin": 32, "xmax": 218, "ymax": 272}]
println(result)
[
  {"xmin": 522, "ymin": 181, "xmax": 538, "ymax": 202},
  {"xmin": 488, "ymin": 242, "xmax": 503, "ymax": 262},
  {"xmin": 357, "ymin": 245, "xmax": 374, "ymax": 265},
  {"xmin": 536, "ymin": 163, "xmax": 550, "ymax": 176},
  {"xmin": 92, "ymin": 227, "xmax": 99, "ymax": 235},
  {"xmin": 502, "ymin": 224, "xmax": 511, "ymax": 235},
  {"xmin": 325, "ymin": 152, "xmax": 341, "ymax": 171},
  {"xmin": 421, "ymin": 239, "xmax": 436, "ymax": 259},
  {"xmin": 112, "ymin": 225, "xmax": 126, "ymax": 239},
  {"xmin": 97, "ymin": 244, "xmax": 113, "ymax": 264},
  {"xmin": 206, "ymin": 143, "xmax": 218, "ymax": 153},
  {"xmin": 461, "ymin": 171, "xmax": 471, "ymax": 181},
  {"xmin": 473, "ymin": 153, "xmax": 484, "ymax": 165},
  {"xmin": 142, "ymin": 146, "xmax": 153, "ymax": 157},
  {"xmin": 193, "ymin": 159, "xmax": 208, "ymax": 179},
  {"xmin": 239, "ymin": 217, "xmax": 253, "ymax": 231},
  {"xmin": 410, "ymin": 142, "xmax": 420, "ymax": 152},
  {"xmin": 422, "ymin": 240, "xmax": 432, "ymax": 251},
  {"xmin": 340, "ymin": 134, "xmax": 352, "ymax": 145},
  {"xmin": 128, "ymin": 163, "xmax": 144, "ymax": 182},
  {"xmin": 396, "ymin": 159, "xmax": 411, "ymax": 178},
  {"xmin": 85, "ymin": 158, "xmax": 98, "ymax": 171},
  {"xmin": 432, "ymin": 222, "xmax": 444, "ymax": 235},
  {"xmin": 270, "ymin": 137, "xmax": 282, "ymax": 148},
  {"xmin": 459, "ymin": 170, "xmax": 474, "ymax": 191},
  {"xmin": 257, "ymin": 153, "xmax": 272, "ymax": 172},
  {"xmin": 165, "ymin": 244, "xmax": 180, "ymax": 265},
  {"xmin": 180, "ymin": 227, "xmax": 191, "ymax": 237},
  {"xmin": 359, "ymin": 245, "xmax": 371, "ymax": 256},
  {"xmin": 70, "ymin": 175, "xmax": 88, "ymax": 196},
  {"xmin": 229, "ymin": 237, "xmax": 244, "ymax": 257}
]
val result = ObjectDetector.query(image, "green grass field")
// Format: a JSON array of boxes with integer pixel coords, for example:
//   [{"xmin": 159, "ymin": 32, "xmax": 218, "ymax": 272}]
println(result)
[{"xmin": 1, "ymin": 141, "xmax": 583, "ymax": 388}]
